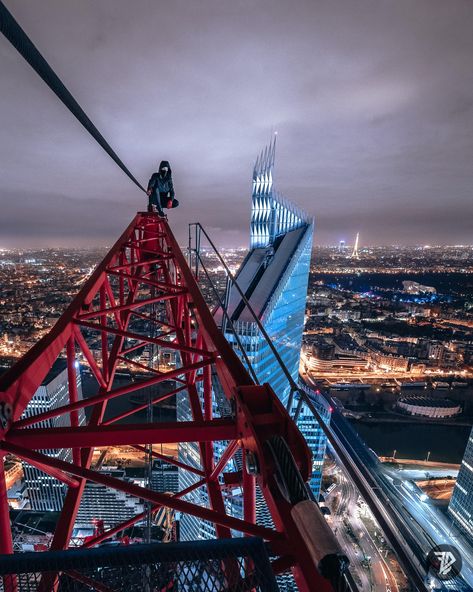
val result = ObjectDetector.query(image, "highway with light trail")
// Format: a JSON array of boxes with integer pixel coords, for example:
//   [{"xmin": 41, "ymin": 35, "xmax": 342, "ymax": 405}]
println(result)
[{"xmin": 304, "ymin": 373, "xmax": 473, "ymax": 591}]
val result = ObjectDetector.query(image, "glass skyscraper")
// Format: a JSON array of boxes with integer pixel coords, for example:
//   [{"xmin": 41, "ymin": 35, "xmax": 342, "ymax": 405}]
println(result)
[
  {"xmin": 224, "ymin": 137, "xmax": 330, "ymax": 497},
  {"xmin": 296, "ymin": 384, "xmax": 330, "ymax": 496},
  {"xmin": 178, "ymin": 138, "xmax": 329, "ymax": 542},
  {"xmin": 448, "ymin": 427, "xmax": 473, "ymax": 540},
  {"xmin": 224, "ymin": 137, "xmax": 311, "ymax": 402},
  {"xmin": 21, "ymin": 359, "xmax": 85, "ymax": 511}
]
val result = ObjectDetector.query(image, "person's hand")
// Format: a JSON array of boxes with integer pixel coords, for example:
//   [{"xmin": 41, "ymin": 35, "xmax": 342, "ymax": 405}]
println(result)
[{"xmin": 146, "ymin": 190, "xmax": 151, "ymax": 196}]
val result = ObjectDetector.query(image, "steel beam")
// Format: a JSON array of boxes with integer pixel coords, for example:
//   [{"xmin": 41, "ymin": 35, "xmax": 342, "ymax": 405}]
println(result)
[
  {"xmin": 2, "ymin": 442, "xmax": 280, "ymax": 542},
  {"xmin": 0, "ymin": 213, "xmax": 334, "ymax": 592},
  {"xmin": 0, "ymin": 215, "xmax": 140, "ymax": 418},
  {"xmin": 6, "ymin": 420, "xmax": 237, "ymax": 449},
  {"xmin": 13, "ymin": 358, "xmax": 211, "ymax": 428}
]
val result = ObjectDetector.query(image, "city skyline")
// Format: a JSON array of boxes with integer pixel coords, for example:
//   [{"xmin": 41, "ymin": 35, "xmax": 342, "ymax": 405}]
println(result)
[
  {"xmin": 1, "ymin": 0, "xmax": 473, "ymax": 249},
  {"xmin": 1, "ymin": 2, "xmax": 473, "ymax": 589},
  {"xmin": 2, "ymin": 240, "xmax": 473, "ymax": 252}
]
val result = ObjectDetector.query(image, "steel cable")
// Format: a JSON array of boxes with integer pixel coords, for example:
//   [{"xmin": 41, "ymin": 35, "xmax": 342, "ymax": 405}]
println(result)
[{"xmin": 0, "ymin": 0, "xmax": 146, "ymax": 193}]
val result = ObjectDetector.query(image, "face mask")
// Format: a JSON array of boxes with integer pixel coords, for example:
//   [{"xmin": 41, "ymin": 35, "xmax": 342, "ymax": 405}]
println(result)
[{"xmin": 161, "ymin": 167, "xmax": 168, "ymax": 174}]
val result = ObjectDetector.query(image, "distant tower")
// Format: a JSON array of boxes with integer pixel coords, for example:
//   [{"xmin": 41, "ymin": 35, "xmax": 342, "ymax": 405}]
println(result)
[
  {"xmin": 338, "ymin": 240, "xmax": 346, "ymax": 253},
  {"xmin": 351, "ymin": 232, "xmax": 360, "ymax": 259}
]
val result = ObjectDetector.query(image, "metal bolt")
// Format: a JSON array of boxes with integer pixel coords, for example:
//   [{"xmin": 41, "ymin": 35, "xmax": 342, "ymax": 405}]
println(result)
[
  {"xmin": 2, "ymin": 403, "xmax": 12, "ymax": 421},
  {"xmin": 245, "ymin": 451, "xmax": 260, "ymax": 475},
  {"xmin": 0, "ymin": 402, "xmax": 12, "ymax": 430}
]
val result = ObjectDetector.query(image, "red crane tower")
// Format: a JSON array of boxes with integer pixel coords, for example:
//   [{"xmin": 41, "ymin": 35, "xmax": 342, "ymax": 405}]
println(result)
[{"xmin": 0, "ymin": 213, "xmax": 344, "ymax": 591}]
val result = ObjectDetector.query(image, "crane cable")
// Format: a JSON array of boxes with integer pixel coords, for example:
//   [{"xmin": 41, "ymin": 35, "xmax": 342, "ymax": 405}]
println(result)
[{"xmin": 0, "ymin": 0, "xmax": 146, "ymax": 193}]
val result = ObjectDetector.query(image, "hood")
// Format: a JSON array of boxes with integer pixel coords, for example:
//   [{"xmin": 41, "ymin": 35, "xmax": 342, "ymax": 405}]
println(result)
[{"xmin": 158, "ymin": 160, "xmax": 171, "ymax": 175}]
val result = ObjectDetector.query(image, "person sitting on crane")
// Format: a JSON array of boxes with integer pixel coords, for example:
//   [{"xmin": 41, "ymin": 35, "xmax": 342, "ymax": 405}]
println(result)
[{"xmin": 146, "ymin": 160, "xmax": 179, "ymax": 216}]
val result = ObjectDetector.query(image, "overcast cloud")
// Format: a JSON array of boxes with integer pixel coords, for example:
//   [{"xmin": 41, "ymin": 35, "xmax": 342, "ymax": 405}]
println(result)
[{"xmin": 1, "ymin": 0, "xmax": 472, "ymax": 248}]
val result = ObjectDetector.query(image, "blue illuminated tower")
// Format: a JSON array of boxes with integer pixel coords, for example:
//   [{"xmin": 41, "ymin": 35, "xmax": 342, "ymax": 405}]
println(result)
[
  {"xmin": 225, "ymin": 136, "xmax": 311, "ymax": 404},
  {"xmin": 178, "ymin": 138, "xmax": 329, "ymax": 542},
  {"xmin": 448, "ymin": 427, "xmax": 473, "ymax": 541},
  {"xmin": 225, "ymin": 137, "xmax": 330, "ymax": 497}
]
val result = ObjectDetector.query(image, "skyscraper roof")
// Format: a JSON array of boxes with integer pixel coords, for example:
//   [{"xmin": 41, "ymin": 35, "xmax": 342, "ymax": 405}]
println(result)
[
  {"xmin": 251, "ymin": 136, "xmax": 311, "ymax": 249},
  {"xmin": 228, "ymin": 225, "xmax": 309, "ymax": 322},
  {"xmin": 227, "ymin": 138, "xmax": 313, "ymax": 322}
]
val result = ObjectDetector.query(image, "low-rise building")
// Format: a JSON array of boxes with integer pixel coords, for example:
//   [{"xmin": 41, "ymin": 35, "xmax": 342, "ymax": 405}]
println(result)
[{"xmin": 396, "ymin": 396, "xmax": 461, "ymax": 418}]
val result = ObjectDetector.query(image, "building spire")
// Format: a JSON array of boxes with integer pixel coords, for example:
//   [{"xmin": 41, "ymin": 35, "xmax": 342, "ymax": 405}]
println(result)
[
  {"xmin": 251, "ymin": 134, "xmax": 310, "ymax": 248},
  {"xmin": 253, "ymin": 132, "xmax": 278, "ymax": 178},
  {"xmin": 351, "ymin": 232, "xmax": 360, "ymax": 259}
]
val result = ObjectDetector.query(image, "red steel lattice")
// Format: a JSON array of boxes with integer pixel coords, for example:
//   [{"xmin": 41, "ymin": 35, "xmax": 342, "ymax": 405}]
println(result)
[{"xmin": 0, "ymin": 212, "xmax": 333, "ymax": 592}]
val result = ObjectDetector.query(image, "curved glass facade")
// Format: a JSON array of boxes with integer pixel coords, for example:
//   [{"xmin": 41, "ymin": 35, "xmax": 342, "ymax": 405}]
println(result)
[
  {"xmin": 250, "ymin": 136, "xmax": 309, "ymax": 249},
  {"xmin": 227, "ymin": 138, "xmax": 329, "ymax": 500},
  {"xmin": 178, "ymin": 139, "xmax": 329, "ymax": 544},
  {"xmin": 449, "ymin": 428, "xmax": 473, "ymax": 541}
]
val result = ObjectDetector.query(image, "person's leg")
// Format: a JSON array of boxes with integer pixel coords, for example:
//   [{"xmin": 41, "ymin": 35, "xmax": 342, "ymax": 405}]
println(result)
[
  {"xmin": 148, "ymin": 192, "xmax": 159, "ymax": 213},
  {"xmin": 157, "ymin": 194, "xmax": 167, "ymax": 217}
]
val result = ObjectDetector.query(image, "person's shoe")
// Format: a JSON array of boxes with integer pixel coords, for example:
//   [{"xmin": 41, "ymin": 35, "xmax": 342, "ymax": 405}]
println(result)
[{"xmin": 158, "ymin": 211, "xmax": 166, "ymax": 218}]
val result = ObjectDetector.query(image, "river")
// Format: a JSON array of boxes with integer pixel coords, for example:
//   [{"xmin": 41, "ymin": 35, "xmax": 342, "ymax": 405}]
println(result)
[{"xmin": 350, "ymin": 420, "xmax": 471, "ymax": 464}]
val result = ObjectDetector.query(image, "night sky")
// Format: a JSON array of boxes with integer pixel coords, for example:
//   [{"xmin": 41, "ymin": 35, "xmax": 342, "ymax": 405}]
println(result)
[{"xmin": 1, "ymin": 0, "xmax": 472, "ymax": 249}]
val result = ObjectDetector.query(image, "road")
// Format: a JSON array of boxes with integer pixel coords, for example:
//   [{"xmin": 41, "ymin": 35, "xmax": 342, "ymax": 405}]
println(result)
[
  {"xmin": 331, "ymin": 404, "xmax": 471, "ymax": 591},
  {"xmin": 384, "ymin": 472, "xmax": 473, "ymax": 590},
  {"xmin": 330, "ymin": 471, "xmax": 370, "ymax": 591},
  {"xmin": 304, "ymin": 373, "xmax": 473, "ymax": 591},
  {"xmin": 328, "ymin": 466, "xmax": 399, "ymax": 592}
]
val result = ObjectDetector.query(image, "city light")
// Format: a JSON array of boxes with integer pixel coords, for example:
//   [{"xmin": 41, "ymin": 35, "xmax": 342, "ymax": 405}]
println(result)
[{"xmin": 0, "ymin": 0, "xmax": 472, "ymax": 588}]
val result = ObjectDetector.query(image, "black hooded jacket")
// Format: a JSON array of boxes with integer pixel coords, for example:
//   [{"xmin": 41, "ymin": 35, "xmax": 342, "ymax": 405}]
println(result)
[{"xmin": 147, "ymin": 161, "xmax": 174, "ymax": 199}]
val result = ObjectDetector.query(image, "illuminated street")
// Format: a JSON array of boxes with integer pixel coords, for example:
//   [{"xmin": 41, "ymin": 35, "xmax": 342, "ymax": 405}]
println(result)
[{"xmin": 326, "ymin": 462, "xmax": 401, "ymax": 591}]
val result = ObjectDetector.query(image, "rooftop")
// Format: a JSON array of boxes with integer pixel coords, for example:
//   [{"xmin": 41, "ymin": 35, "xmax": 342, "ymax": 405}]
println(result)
[
  {"xmin": 227, "ymin": 225, "xmax": 308, "ymax": 323},
  {"xmin": 398, "ymin": 396, "xmax": 459, "ymax": 408}
]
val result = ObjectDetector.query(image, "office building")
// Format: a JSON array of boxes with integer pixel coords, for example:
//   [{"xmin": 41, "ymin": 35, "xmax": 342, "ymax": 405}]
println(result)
[
  {"xmin": 224, "ymin": 136, "xmax": 313, "ymax": 407},
  {"xmin": 224, "ymin": 138, "xmax": 329, "ymax": 499},
  {"xmin": 297, "ymin": 383, "xmax": 331, "ymax": 496},
  {"xmin": 21, "ymin": 359, "xmax": 85, "ymax": 511},
  {"xmin": 178, "ymin": 138, "xmax": 328, "ymax": 543},
  {"xmin": 75, "ymin": 468, "xmax": 144, "ymax": 528},
  {"xmin": 448, "ymin": 427, "xmax": 473, "ymax": 541},
  {"xmin": 150, "ymin": 459, "xmax": 179, "ymax": 494}
]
